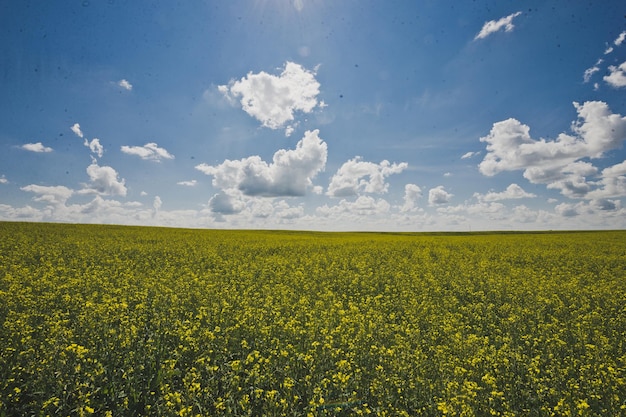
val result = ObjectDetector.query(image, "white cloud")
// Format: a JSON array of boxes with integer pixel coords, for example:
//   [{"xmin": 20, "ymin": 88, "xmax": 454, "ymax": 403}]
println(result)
[
  {"xmin": 474, "ymin": 11, "xmax": 522, "ymax": 40},
  {"xmin": 542, "ymin": 162, "xmax": 598, "ymax": 198},
  {"xmin": 585, "ymin": 160, "xmax": 626, "ymax": 199},
  {"xmin": 479, "ymin": 101, "xmax": 626, "ymax": 177},
  {"xmin": 196, "ymin": 129, "xmax": 327, "ymax": 197},
  {"xmin": 208, "ymin": 191, "xmax": 246, "ymax": 215},
  {"xmin": 71, "ymin": 124, "xmax": 104, "ymax": 157},
  {"xmin": 555, "ymin": 202, "xmax": 581, "ymax": 217},
  {"xmin": 71, "ymin": 123, "xmax": 83, "ymax": 138},
  {"xmin": 615, "ymin": 31, "xmax": 626, "ymax": 46},
  {"xmin": 317, "ymin": 195, "xmax": 391, "ymax": 217},
  {"xmin": 439, "ymin": 201, "xmax": 507, "ymax": 220},
  {"xmin": 121, "ymin": 143, "xmax": 175, "ymax": 162},
  {"xmin": 274, "ymin": 200, "xmax": 304, "ymax": 219},
  {"xmin": 0, "ymin": 176, "xmax": 7, "ymax": 184},
  {"xmin": 428, "ymin": 186, "xmax": 453, "ymax": 205},
  {"xmin": 605, "ymin": 46, "xmax": 614, "ymax": 55},
  {"xmin": 118, "ymin": 79, "xmax": 133, "ymax": 90},
  {"xmin": 326, "ymin": 157, "xmax": 408, "ymax": 197},
  {"xmin": 84, "ymin": 138, "xmax": 104, "ymax": 158},
  {"xmin": 21, "ymin": 185, "xmax": 73, "ymax": 205},
  {"xmin": 177, "ymin": 180, "xmax": 197, "ymax": 187},
  {"xmin": 79, "ymin": 161, "xmax": 127, "ymax": 196},
  {"xmin": 601, "ymin": 160, "xmax": 626, "ymax": 178},
  {"xmin": 477, "ymin": 183, "xmax": 536, "ymax": 202},
  {"xmin": 604, "ymin": 61, "xmax": 626, "ymax": 88},
  {"xmin": 153, "ymin": 196, "xmax": 162, "ymax": 211},
  {"xmin": 152, "ymin": 196, "xmax": 162, "ymax": 218},
  {"xmin": 461, "ymin": 151, "xmax": 480, "ymax": 159},
  {"xmin": 583, "ymin": 59, "xmax": 602, "ymax": 83},
  {"xmin": 590, "ymin": 198, "xmax": 621, "ymax": 211},
  {"xmin": 219, "ymin": 61, "xmax": 322, "ymax": 133},
  {"xmin": 21, "ymin": 142, "xmax": 53, "ymax": 153},
  {"xmin": 400, "ymin": 183, "xmax": 422, "ymax": 212}
]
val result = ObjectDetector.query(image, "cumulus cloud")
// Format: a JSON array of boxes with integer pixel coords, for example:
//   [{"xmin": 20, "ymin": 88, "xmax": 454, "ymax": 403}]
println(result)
[
  {"xmin": 555, "ymin": 202, "xmax": 580, "ymax": 217},
  {"xmin": 208, "ymin": 191, "xmax": 246, "ymax": 215},
  {"xmin": 474, "ymin": 11, "xmax": 522, "ymax": 40},
  {"xmin": 118, "ymin": 79, "xmax": 133, "ymax": 90},
  {"xmin": 219, "ymin": 62, "xmax": 322, "ymax": 133},
  {"xmin": 585, "ymin": 160, "xmax": 626, "ymax": 199},
  {"xmin": 317, "ymin": 195, "xmax": 391, "ymax": 217},
  {"xmin": 121, "ymin": 143, "xmax": 175, "ymax": 162},
  {"xmin": 70, "ymin": 123, "xmax": 104, "ymax": 157},
  {"xmin": 326, "ymin": 157, "xmax": 408, "ymax": 197},
  {"xmin": 177, "ymin": 180, "xmax": 197, "ymax": 187},
  {"xmin": 274, "ymin": 200, "xmax": 305, "ymax": 219},
  {"xmin": 615, "ymin": 31, "xmax": 626, "ymax": 47},
  {"xmin": 153, "ymin": 196, "xmax": 162, "ymax": 211},
  {"xmin": 428, "ymin": 186, "xmax": 453, "ymax": 205},
  {"xmin": 604, "ymin": 61, "xmax": 626, "ymax": 88},
  {"xmin": 85, "ymin": 138, "xmax": 104, "ymax": 158},
  {"xmin": 196, "ymin": 129, "xmax": 327, "ymax": 197},
  {"xmin": 79, "ymin": 161, "xmax": 127, "ymax": 196},
  {"xmin": 0, "ymin": 176, "xmax": 7, "ymax": 184},
  {"xmin": 71, "ymin": 123, "xmax": 83, "ymax": 138},
  {"xmin": 400, "ymin": 183, "xmax": 422, "ymax": 212},
  {"xmin": 600, "ymin": 160, "xmax": 626, "ymax": 178},
  {"xmin": 479, "ymin": 101, "xmax": 626, "ymax": 177},
  {"xmin": 477, "ymin": 183, "xmax": 536, "ymax": 202},
  {"xmin": 479, "ymin": 101, "xmax": 626, "ymax": 200},
  {"xmin": 21, "ymin": 142, "xmax": 53, "ymax": 153},
  {"xmin": 590, "ymin": 198, "xmax": 621, "ymax": 211},
  {"xmin": 21, "ymin": 185, "xmax": 73, "ymax": 205},
  {"xmin": 152, "ymin": 196, "xmax": 162, "ymax": 218},
  {"xmin": 540, "ymin": 161, "xmax": 599, "ymax": 198}
]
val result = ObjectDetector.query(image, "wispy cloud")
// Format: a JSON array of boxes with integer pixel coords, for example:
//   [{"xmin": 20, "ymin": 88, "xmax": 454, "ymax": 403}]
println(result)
[
  {"xmin": 461, "ymin": 151, "xmax": 480, "ymax": 159},
  {"xmin": 21, "ymin": 142, "xmax": 53, "ymax": 153},
  {"xmin": 475, "ymin": 11, "xmax": 522, "ymax": 40},
  {"xmin": 121, "ymin": 143, "xmax": 175, "ymax": 162},
  {"xmin": 583, "ymin": 58, "xmax": 603, "ymax": 83}
]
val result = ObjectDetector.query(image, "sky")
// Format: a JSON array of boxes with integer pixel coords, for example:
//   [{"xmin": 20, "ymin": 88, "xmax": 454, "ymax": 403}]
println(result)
[{"xmin": 1, "ymin": 0, "xmax": 626, "ymax": 231}]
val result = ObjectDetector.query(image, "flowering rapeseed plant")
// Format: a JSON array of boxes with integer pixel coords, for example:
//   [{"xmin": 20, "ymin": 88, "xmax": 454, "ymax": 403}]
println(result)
[{"xmin": 0, "ymin": 223, "xmax": 625, "ymax": 415}]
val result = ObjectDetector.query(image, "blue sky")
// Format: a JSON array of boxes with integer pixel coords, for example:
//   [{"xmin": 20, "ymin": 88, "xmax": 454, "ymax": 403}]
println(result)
[{"xmin": 1, "ymin": 0, "xmax": 626, "ymax": 231}]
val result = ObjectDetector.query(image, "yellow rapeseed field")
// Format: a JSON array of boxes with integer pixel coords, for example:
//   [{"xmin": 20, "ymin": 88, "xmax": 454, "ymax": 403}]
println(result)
[{"xmin": 1, "ymin": 222, "xmax": 625, "ymax": 416}]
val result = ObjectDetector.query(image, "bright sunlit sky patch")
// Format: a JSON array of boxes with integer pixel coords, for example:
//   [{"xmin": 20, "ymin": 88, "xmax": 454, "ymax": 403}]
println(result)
[{"xmin": 1, "ymin": 1, "xmax": 626, "ymax": 231}]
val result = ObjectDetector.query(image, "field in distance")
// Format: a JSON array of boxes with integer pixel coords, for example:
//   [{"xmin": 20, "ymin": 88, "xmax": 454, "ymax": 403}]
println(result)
[{"xmin": 1, "ymin": 222, "xmax": 625, "ymax": 416}]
